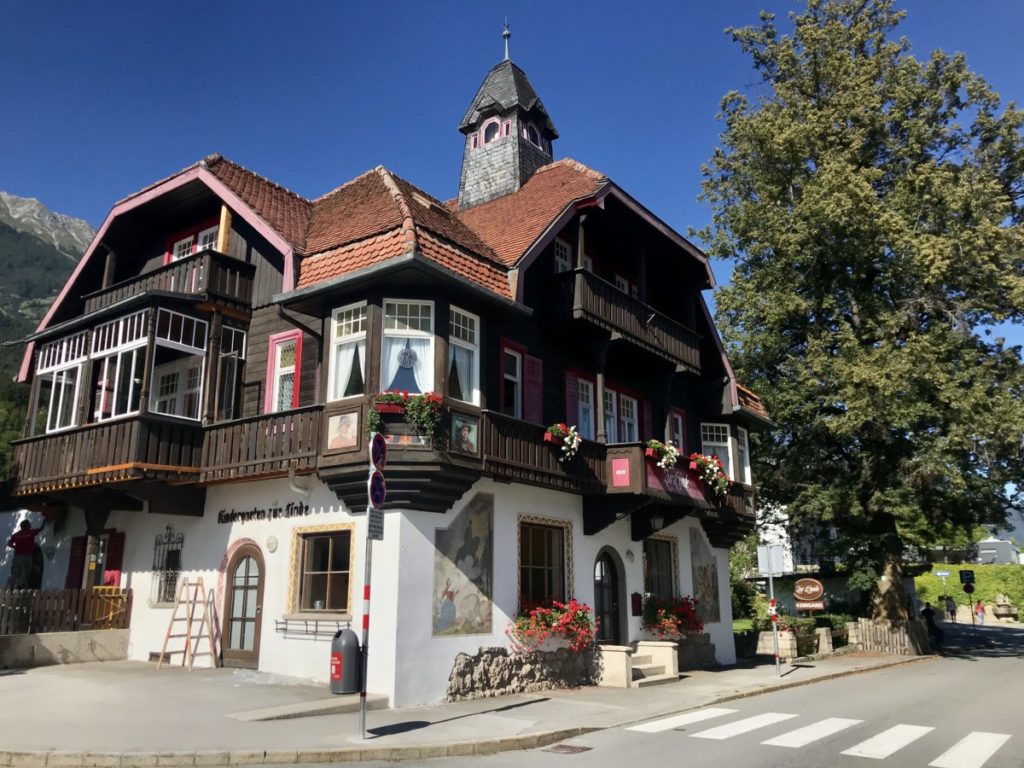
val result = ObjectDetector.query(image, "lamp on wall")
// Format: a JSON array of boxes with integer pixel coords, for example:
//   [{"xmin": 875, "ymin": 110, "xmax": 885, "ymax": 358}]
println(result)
[{"xmin": 650, "ymin": 513, "xmax": 664, "ymax": 532}]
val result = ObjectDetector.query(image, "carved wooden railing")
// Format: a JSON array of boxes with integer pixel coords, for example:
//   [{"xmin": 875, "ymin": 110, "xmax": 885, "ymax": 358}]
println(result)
[
  {"xmin": 83, "ymin": 249, "xmax": 254, "ymax": 314},
  {"xmin": 201, "ymin": 405, "xmax": 322, "ymax": 483},
  {"xmin": 480, "ymin": 410, "xmax": 606, "ymax": 494},
  {"xmin": 11, "ymin": 415, "xmax": 203, "ymax": 494},
  {"xmin": 552, "ymin": 269, "xmax": 701, "ymax": 373},
  {"xmin": 724, "ymin": 482, "xmax": 757, "ymax": 521}
]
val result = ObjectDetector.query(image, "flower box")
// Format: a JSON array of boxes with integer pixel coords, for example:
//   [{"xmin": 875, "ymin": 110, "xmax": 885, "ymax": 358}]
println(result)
[
  {"xmin": 543, "ymin": 431, "xmax": 564, "ymax": 446},
  {"xmin": 374, "ymin": 403, "xmax": 406, "ymax": 415},
  {"xmin": 644, "ymin": 447, "xmax": 657, "ymax": 459}
]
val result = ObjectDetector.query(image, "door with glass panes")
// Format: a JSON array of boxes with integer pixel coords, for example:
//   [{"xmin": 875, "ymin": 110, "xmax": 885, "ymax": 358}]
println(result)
[{"xmin": 222, "ymin": 545, "xmax": 264, "ymax": 669}]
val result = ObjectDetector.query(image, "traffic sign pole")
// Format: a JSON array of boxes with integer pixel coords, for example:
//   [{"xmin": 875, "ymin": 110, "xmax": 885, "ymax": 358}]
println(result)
[
  {"xmin": 768, "ymin": 574, "xmax": 781, "ymax": 678},
  {"xmin": 359, "ymin": 433, "xmax": 388, "ymax": 741}
]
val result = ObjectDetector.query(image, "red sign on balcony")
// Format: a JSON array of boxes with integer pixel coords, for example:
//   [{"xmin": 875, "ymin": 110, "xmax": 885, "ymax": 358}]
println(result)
[{"xmin": 611, "ymin": 458, "xmax": 630, "ymax": 487}]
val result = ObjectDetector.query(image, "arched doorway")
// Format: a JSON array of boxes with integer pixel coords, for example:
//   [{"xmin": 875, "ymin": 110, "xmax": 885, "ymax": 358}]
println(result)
[
  {"xmin": 222, "ymin": 544, "xmax": 264, "ymax": 669},
  {"xmin": 594, "ymin": 551, "xmax": 621, "ymax": 644}
]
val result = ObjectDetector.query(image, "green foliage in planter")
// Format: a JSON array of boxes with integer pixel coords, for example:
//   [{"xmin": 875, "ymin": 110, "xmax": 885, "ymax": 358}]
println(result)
[
  {"xmin": 915, "ymin": 564, "xmax": 1024, "ymax": 607},
  {"xmin": 814, "ymin": 613, "xmax": 854, "ymax": 631}
]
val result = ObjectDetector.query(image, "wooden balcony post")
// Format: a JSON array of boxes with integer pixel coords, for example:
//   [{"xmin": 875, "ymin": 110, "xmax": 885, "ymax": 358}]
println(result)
[
  {"xmin": 138, "ymin": 311, "xmax": 158, "ymax": 414},
  {"xmin": 595, "ymin": 338, "xmax": 609, "ymax": 444},
  {"xmin": 576, "ymin": 214, "xmax": 587, "ymax": 268},
  {"xmin": 102, "ymin": 246, "xmax": 117, "ymax": 289},
  {"xmin": 204, "ymin": 313, "xmax": 224, "ymax": 424},
  {"xmin": 216, "ymin": 205, "xmax": 232, "ymax": 254}
]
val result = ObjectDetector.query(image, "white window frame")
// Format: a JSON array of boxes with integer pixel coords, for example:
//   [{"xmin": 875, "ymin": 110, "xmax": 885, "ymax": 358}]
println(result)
[
  {"xmin": 91, "ymin": 310, "xmax": 148, "ymax": 422},
  {"xmin": 328, "ymin": 302, "xmax": 367, "ymax": 401},
  {"xmin": 581, "ymin": 254, "xmax": 594, "ymax": 272},
  {"xmin": 577, "ymin": 378, "xmax": 595, "ymax": 441},
  {"xmin": 619, "ymin": 394, "xmax": 638, "ymax": 443},
  {"xmin": 614, "ymin": 274, "xmax": 631, "ymax": 294},
  {"xmin": 701, "ymin": 422, "xmax": 733, "ymax": 479},
  {"xmin": 381, "ymin": 299, "xmax": 434, "ymax": 394},
  {"xmin": 737, "ymin": 426, "xmax": 752, "ymax": 485},
  {"xmin": 502, "ymin": 347, "xmax": 522, "ymax": 419},
  {"xmin": 603, "ymin": 389, "xmax": 618, "ymax": 443},
  {"xmin": 482, "ymin": 118, "xmax": 501, "ymax": 145},
  {"xmin": 36, "ymin": 331, "xmax": 90, "ymax": 433},
  {"xmin": 669, "ymin": 410, "xmax": 685, "ymax": 453},
  {"xmin": 448, "ymin": 306, "xmax": 480, "ymax": 405},
  {"xmin": 149, "ymin": 309, "xmax": 208, "ymax": 421},
  {"xmin": 171, "ymin": 225, "xmax": 218, "ymax": 262},
  {"xmin": 553, "ymin": 238, "xmax": 572, "ymax": 274}
]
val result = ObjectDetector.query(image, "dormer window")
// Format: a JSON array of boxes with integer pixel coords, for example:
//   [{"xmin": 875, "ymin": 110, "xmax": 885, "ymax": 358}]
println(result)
[
  {"xmin": 526, "ymin": 124, "xmax": 541, "ymax": 147},
  {"xmin": 483, "ymin": 120, "xmax": 501, "ymax": 145}
]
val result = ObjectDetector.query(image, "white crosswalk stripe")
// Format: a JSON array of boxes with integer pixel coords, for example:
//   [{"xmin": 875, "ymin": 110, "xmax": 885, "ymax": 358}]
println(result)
[
  {"xmin": 626, "ymin": 707, "xmax": 738, "ymax": 734},
  {"xmin": 929, "ymin": 731, "xmax": 1012, "ymax": 768},
  {"xmin": 841, "ymin": 724, "xmax": 935, "ymax": 759},
  {"xmin": 761, "ymin": 717, "xmax": 863, "ymax": 748},
  {"xmin": 690, "ymin": 712, "xmax": 799, "ymax": 740}
]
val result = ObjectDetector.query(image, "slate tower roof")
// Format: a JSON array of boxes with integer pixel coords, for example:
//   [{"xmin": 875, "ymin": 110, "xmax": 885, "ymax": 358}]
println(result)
[{"xmin": 458, "ymin": 60, "xmax": 558, "ymax": 137}]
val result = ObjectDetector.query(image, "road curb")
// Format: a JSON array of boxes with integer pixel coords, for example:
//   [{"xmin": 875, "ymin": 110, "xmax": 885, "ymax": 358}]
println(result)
[{"xmin": 0, "ymin": 656, "xmax": 930, "ymax": 766}]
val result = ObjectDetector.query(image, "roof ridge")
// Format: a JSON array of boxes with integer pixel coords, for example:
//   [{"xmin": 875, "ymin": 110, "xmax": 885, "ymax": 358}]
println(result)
[
  {"xmin": 534, "ymin": 157, "xmax": 607, "ymax": 181},
  {"xmin": 375, "ymin": 167, "xmax": 417, "ymax": 255},
  {"xmin": 311, "ymin": 167, "xmax": 382, "ymax": 203},
  {"xmin": 204, "ymin": 154, "xmax": 310, "ymax": 205}
]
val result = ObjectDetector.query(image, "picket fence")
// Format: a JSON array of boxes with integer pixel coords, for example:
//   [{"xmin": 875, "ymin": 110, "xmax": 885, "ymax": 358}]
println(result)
[
  {"xmin": 852, "ymin": 617, "xmax": 931, "ymax": 655},
  {"xmin": 0, "ymin": 588, "xmax": 132, "ymax": 635}
]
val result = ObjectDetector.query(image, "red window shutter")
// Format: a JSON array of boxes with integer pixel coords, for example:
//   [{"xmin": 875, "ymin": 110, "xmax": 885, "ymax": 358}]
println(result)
[
  {"xmin": 104, "ymin": 531, "xmax": 126, "ymax": 586},
  {"xmin": 642, "ymin": 400, "xmax": 654, "ymax": 442},
  {"xmin": 65, "ymin": 535, "xmax": 87, "ymax": 589},
  {"xmin": 564, "ymin": 370, "xmax": 579, "ymax": 425},
  {"xmin": 524, "ymin": 355, "xmax": 543, "ymax": 424}
]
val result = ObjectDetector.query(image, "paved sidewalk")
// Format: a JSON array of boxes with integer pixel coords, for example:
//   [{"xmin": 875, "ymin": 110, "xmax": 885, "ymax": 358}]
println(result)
[{"xmin": 0, "ymin": 651, "xmax": 930, "ymax": 766}]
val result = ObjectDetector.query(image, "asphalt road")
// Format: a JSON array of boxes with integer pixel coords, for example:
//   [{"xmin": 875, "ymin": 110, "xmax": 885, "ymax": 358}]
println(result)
[{"xmin": 382, "ymin": 623, "xmax": 1024, "ymax": 768}]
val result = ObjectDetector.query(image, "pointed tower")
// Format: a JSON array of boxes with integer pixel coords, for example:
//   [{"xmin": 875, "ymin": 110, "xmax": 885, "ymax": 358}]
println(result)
[{"xmin": 457, "ymin": 26, "xmax": 558, "ymax": 210}]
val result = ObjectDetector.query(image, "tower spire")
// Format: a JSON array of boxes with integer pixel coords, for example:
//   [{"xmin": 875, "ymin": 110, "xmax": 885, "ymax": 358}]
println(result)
[{"xmin": 503, "ymin": 19, "xmax": 510, "ymax": 61}]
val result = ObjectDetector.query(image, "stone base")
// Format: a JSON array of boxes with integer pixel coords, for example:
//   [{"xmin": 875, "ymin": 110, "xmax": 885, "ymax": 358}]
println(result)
[
  {"xmin": 756, "ymin": 630, "xmax": 798, "ymax": 661},
  {"xmin": 0, "ymin": 629, "xmax": 129, "ymax": 669},
  {"xmin": 595, "ymin": 644, "xmax": 633, "ymax": 688},
  {"xmin": 446, "ymin": 646, "xmax": 593, "ymax": 702},
  {"xmin": 677, "ymin": 632, "xmax": 716, "ymax": 670}
]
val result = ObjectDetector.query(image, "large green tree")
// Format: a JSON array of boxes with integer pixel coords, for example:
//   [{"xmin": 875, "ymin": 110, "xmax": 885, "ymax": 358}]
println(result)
[{"xmin": 701, "ymin": 0, "xmax": 1024, "ymax": 618}]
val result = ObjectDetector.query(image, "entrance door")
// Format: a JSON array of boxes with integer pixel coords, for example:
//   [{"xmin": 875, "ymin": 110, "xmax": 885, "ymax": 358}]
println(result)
[
  {"xmin": 594, "ymin": 552, "xmax": 620, "ymax": 644},
  {"xmin": 222, "ymin": 545, "xmax": 264, "ymax": 669}
]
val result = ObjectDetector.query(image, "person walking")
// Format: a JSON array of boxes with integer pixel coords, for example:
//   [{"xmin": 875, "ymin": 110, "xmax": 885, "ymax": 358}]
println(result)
[
  {"xmin": 975, "ymin": 600, "xmax": 985, "ymax": 625},
  {"xmin": 6, "ymin": 520, "xmax": 43, "ymax": 589},
  {"xmin": 921, "ymin": 602, "xmax": 943, "ymax": 648},
  {"xmin": 945, "ymin": 596, "xmax": 957, "ymax": 623}
]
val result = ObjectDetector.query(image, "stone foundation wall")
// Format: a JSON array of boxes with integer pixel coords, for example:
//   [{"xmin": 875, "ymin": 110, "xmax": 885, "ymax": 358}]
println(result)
[
  {"xmin": 446, "ymin": 646, "xmax": 593, "ymax": 702},
  {"xmin": 0, "ymin": 629, "xmax": 129, "ymax": 669}
]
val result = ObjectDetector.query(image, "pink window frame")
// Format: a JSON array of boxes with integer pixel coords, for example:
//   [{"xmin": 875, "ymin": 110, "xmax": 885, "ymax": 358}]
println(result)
[
  {"xmin": 164, "ymin": 217, "xmax": 219, "ymax": 265},
  {"xmin": 264, "ymin": 329, "xmax": 302, "ymax": 413},
  {"xmin": 481, "ymin": 117, "xmax": 502, "ymax": 145}
]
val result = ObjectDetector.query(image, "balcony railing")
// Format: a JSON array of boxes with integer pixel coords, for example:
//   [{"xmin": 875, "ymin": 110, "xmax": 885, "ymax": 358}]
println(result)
[
  {"xmin": 551, "ymin": 269, "xmax": 701, "ymax": 373},
  {"xmin": 480, "ymin": 410, "xmax": 606, "ymax": 495},
  {"xmin": 201, "ymin": 405, "xmax": 322, "ymax": 483},
  {"xmin": 11, "ymin": 415, "xmax": 203, "ymax": 495},
  {"xmin": 83, "ymin": 249, "xmax": 254, "ymax": 314},
  {"xmin": 0, "ymin": 588, "xmax": 132, "ymax": 635}
]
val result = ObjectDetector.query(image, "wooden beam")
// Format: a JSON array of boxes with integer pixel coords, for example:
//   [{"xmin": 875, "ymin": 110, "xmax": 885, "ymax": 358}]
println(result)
[{"xmin": 216, "ymin": 205, "xmax": 232, "ymax": 254}]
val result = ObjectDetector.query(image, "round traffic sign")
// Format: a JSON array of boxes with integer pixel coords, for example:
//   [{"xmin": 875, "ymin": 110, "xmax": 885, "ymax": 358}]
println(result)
[
  {"xmin": 370, "ymin": 432, "xmax": 388, "ymax": 469},
  {"xmin": 963, "ymin": 583, "xmax": 975, "ymax": 595},
  {"xmin": 368, "ymin": 470, "xmax": 386, "ymax": 510}
]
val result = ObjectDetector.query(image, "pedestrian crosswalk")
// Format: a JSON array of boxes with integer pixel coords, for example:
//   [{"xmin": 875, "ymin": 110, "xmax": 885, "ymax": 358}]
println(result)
[{"xmin": 625, "ymin": 708, "xmax": 1013, "ymax": 767}]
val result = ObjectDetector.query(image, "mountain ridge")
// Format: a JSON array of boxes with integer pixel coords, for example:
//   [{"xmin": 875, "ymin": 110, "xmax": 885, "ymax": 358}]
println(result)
[{"xmin": 0, "ymin": 191, "xmax": 94, "ymax": 262}]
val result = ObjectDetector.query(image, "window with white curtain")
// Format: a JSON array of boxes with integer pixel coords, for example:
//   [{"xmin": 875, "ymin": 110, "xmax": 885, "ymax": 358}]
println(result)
[
  {"xmin": 619, "ymin": 395, "xmax": 638, "ymax": 442},
  {"xmin": 737, "ymin": 426, "xmax": 752, "ymax": 485},
  {"xmin": 381, "ymin": 300, "xmax": 434, "ymax": 394},
  {"xmin": 329, "ymin": 303, "xmax": 367, "ymax": 400},
  {"xmin": 603, "ymin": 389, "xmax": 618, "ymax": 443},
  {"xmin": 577, "ymin": 378, "xmax": 595, "ymax": 440},
  {"xmin": 35, "ymin": 331, "xmax": 90, "ymax": 433},
  {"xmin": 448, "ymin": 306, "xmax": 479, "ymax": 404},
  {"xmin": 701, "ymin": 423, "xmax": 733, "ymax": 478}
]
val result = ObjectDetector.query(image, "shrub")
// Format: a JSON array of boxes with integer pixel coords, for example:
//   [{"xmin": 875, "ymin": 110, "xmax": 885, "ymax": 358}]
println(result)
[
  {"xmin": 506, "ymin": 599, "xmax": 596, "ymax": 653},
  {"xmin": 915, "ymin": 564, "xmax": 1024, "ymax": 608},
  {"xmin": 642, "ymin": 594, "xmax": 704, "ymax": 637}
]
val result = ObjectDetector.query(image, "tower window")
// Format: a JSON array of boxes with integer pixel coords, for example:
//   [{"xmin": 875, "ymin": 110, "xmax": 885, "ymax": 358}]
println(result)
[
  {"xmin": 483, "ymin": 120, "xmax": 500, "ymax": 144},
  {"xmin": 526, "ymin": 124, "xmax": 541, "ymax": 147}
]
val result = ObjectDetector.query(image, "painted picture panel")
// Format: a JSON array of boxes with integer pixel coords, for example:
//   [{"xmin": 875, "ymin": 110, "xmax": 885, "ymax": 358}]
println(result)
[
  {"xmin": 690, "ymin": 528, "xmax": 721, "ymax": 623},
  {"xmin": 433, "ymin": 493, "xmax": 493, "ymax": 636},
  {"xmin": 451, "ymin": 414, "xmax": 479, "ymax": 455},
  {"xmin": 326, "ymin": 411, "xmax": 359, "ymax": 450}
]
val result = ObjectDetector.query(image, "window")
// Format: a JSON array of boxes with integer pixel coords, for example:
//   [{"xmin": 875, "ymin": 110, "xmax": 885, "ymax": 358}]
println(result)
[
  {"xmin": 382, "ymin": 300, "xmax": 433, "ymax": 394},
  {"xmin": 737, "ymin": 427, "xmax": 752, "ymax": 485},
  {"xmin": 519, "ymin": 522, "xmax": 565, "ymax": 608},
  {"xmin": 329, "ymin": 303, "xmax": 367, "ymax": 400},
  {"xmin": 603, "ymin": 389, "xmax": 618, "ymax": 443},
  {"xmin": 669, "ymin": 410, "xmax": 686, "ymax": 453},
  {"xmin": 502, "ymin": 346, "xmax": 522, "ymax": 418},
  {"xmin": 91, "ymin": 311, "xmax": 148, "ymax": 422},
  {"xmin": 267, "ymin": 330, "xmax": 301, "ymax": 412},
  {"xmin": 483, "ymin": 120, "xmax": 500, "ymax": 144},
  {"xmin": 35, "ymin": 331, "xmax": 89, "ymax": 433},
  {"xmin": 614, "ymin": 274, "xmax": 631, "ymax": 294},
  {"xmin": 701, "ymin": 423, "xmax": 733, "ymax": 478},
  {"xmin": 448, "ymin": 307, "xmax": 480, "ymax": 404},
  {"xmin": 643, "ymin": 538, "xmax": 676, "ymax": 600},
  {"xmin": 168, "ymin": 224, "xmax": 218, "ymax": 262},
  {"xmin": 582, "ymin": 254, "xmax": 594, "ymax": 272},
  {"xmin": 150, "ymin": 309, "xmax": 208, "ymax": 421},
  {"xmin": 151, "ymin": 526, "xmax": 183, "ymax": 604},
  {"xmin": 619, "ymin": 395, "xmax": 638, "ymax": 442},
  {"xmin": 216, "ymin": 326, "xmax": 246, "ymax": 421},
  {"xmin": 526, "ymin": 124, "xmax": 541, "ymax": 147},
  {"xmin": 553, "ymin": 238, "xmax": 572, "ymax": 273},
  {"xmin": 577, "ymin": 378, "xmax": 595, "ymax": 440},
  {"xmin": 299, "ymin": 530, "xmax": 351, "ymax": 612}
]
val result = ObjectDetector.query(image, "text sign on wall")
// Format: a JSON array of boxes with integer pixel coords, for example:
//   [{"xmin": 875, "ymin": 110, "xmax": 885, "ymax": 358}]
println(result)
[
  {"xmin": 795, "ymin": 600, "xmax": 825, "ymax": 611},
  {"xmin": 368, "ymin": 507, "xmax": 384, "ymax": 541},
  {"xmin": 794, "ymin": 578, "xmax": 825, "ymax": 602}
]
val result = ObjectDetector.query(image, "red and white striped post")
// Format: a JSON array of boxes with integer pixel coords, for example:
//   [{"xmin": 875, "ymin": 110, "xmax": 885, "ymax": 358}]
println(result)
[{"xmin": 358, "ymin": 528, "xmax": 373, "ymax": 739}]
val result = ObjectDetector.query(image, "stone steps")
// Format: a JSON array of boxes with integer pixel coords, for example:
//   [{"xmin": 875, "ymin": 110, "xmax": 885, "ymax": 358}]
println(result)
[{"xmin": 634, "ymin": 672, "xmax": 680, "ymax": 688}]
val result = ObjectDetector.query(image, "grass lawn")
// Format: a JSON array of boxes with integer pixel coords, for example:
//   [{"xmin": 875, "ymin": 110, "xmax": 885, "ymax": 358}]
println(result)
[{"xmin": 733, "ymin": 618, "xmax": 754, "ymax": 632}]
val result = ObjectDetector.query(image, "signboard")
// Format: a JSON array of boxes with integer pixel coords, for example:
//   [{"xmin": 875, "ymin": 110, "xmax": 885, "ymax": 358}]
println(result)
[
  {"xmin": 963, "ymin": 583, "xmax": 975, "ymax": 595},
  {"xmin": 370, "ymin": 432, "xmax": 388, "ymax": 469},
  {"xmin": 795, "ymin": 600, "xmax": 825, "ymax": 611},
  {"xmin": 368, "ymin": 471, "xmax": 386, "ymax": 511},
  {"xmin": 935, "ymin": 570, "xmax": 951, "ymax": 578},
  {"xmin": 794, "ymin": 578, "xmax": 825, "ymax": 602},
  {"xmin": 368, "ymin": 507, "xmax": 384, "ymax": 541},
  {"xmin": 959, "ymin": 570, "xmax": 975, "ymax": 584},
  {"xmin": 611, "ymin": 458, "xmax": 631, "ymax": 487},
  {"xmin": 756, "ymin": 544, "xmax": 786, "ymax": 577}
]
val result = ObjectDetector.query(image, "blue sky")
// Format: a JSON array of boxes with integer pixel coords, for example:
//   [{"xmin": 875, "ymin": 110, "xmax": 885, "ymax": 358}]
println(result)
[{"xmin": 1, "ymin": 1, "xmax": 1021, "ymax": 346}]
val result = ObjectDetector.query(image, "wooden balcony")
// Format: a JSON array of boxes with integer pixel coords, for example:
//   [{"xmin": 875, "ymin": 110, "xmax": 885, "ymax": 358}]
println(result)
[
  {"xmin": 82, "ymin": 249, "xmax": 254, "ymax": 315},
  {"xmin": 201, "ymin": 405, "xmax": 322, "ymax": 484},
  {"xmin": 550, "ymin": 269, "xmax": 701, "ymax": 373},
  {"xmin": 11, "ymin": 415, "xmax": 203, "ymax": 497}
]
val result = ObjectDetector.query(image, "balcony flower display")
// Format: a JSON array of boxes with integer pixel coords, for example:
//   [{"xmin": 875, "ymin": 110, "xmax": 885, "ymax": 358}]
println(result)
[
  {"xmin": 544, "ymin": 423, "xmax": 581, "ymax": 462},
  {"xmin": 644, "ymin": 439, "xmax": 680, "ymax": 470},
  {"xmin": 506, "ymin": 599, "xmax": 597, "ymax": 653},
  {"xmin": 641, "ymin": 594, "xmax": 704, "ymax": 639},
  {"xmin": 368, "ymin": 391, "xmax": 444, "ymax": 440},
  {"xmin": 689, "ymin": 452, "xmax": 730, "ymax": 498}
]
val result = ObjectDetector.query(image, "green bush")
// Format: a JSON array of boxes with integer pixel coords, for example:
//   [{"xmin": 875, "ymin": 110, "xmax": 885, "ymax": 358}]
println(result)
[
  {"xmin": 814, "ymin": 613, "xmax": 853, "ymax": 631},
  {"xmin": 915, "ymin": 564, "xmax": 1024, "ymax": 607}
]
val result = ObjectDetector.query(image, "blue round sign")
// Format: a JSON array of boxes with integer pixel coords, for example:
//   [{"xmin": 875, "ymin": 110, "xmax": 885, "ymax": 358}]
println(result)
[
  {"xmin": 368, "ymin": 470, "xmax": 386, "ymax": 510},
  {"xmin": 370, "ymin": 432, "xmax": 388, "ymax": 469}
]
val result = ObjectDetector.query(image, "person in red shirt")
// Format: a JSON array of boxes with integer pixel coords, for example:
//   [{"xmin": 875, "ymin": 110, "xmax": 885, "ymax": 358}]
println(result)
[{"xmin": 7, "ymin": 520, "xmax": 43, "ymax": 588}]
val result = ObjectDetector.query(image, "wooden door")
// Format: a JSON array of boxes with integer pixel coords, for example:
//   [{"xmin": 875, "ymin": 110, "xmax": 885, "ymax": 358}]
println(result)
[
  {"xmin": 222, "ymin": 545, "xmax": 264, "ymax": 669},
  {"xmin": 594, "ymin": 552, "xmax": 620, "ymax": 644}
]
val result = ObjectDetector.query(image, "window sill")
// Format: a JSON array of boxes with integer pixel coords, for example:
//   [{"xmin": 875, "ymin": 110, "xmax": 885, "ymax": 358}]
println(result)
[{"xmin": 282, "ymin": 612, "xmax": 352, "ymax": 622}]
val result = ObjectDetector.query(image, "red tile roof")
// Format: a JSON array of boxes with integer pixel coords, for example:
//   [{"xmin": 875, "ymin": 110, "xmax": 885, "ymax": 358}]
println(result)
[
  {"xmin": 737, "ymin": 384, "xmax": 769, "ymax": 421},
  {"xmin": 297, "ymin": 229, "xmax": 407, "ymax": 288},
  {"xmin": 455, "ymin": 158, "xmax": 608, "ymax": 267},
  {"xmin": 306, "ymin": 169, "xmax": 406, "ymax": 254}
]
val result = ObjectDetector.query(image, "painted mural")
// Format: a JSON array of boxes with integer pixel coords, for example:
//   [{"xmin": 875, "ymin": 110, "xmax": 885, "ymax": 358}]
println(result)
[
  {"xmin": 432, "ymin": 493, "xmax": 493, "ymax": 636},
  {"xmin": 690, "ymin": 528, "xmax": 721, "ymax": 623}
]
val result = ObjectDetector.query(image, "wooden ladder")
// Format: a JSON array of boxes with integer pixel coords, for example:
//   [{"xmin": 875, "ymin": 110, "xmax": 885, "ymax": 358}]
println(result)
[{"xmin": 157, "ymin": 577, "xmax": 218, "ymax": 670}]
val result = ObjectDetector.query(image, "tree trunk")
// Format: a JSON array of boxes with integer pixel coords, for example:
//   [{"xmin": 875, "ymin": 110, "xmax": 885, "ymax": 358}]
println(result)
[{"xmin": 871, "ymin": 512, "xmax": 911, "ymax": 621}]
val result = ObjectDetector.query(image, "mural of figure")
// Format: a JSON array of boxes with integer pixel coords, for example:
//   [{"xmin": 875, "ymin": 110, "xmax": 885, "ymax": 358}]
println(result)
[
  {"xmin": 689, "ymin": 528, "xmax": 721, "ymax": 624},
  {"xmin": 436, "ymin": 578, "xmax": 457, "ymax": 632},
  {"xmin": 432, "ymin": 494, "xmax": 493, "ymax": 636}
]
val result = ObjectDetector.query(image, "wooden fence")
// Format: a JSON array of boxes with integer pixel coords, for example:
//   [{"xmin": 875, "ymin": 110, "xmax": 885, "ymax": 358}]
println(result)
[
  {"xmin": 851, "ymin": 618, "xmax": 931, "ymax": 655},
  {"xmin": 0, "ymin": 589, "xmax": 132, "ymax": 635}
]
